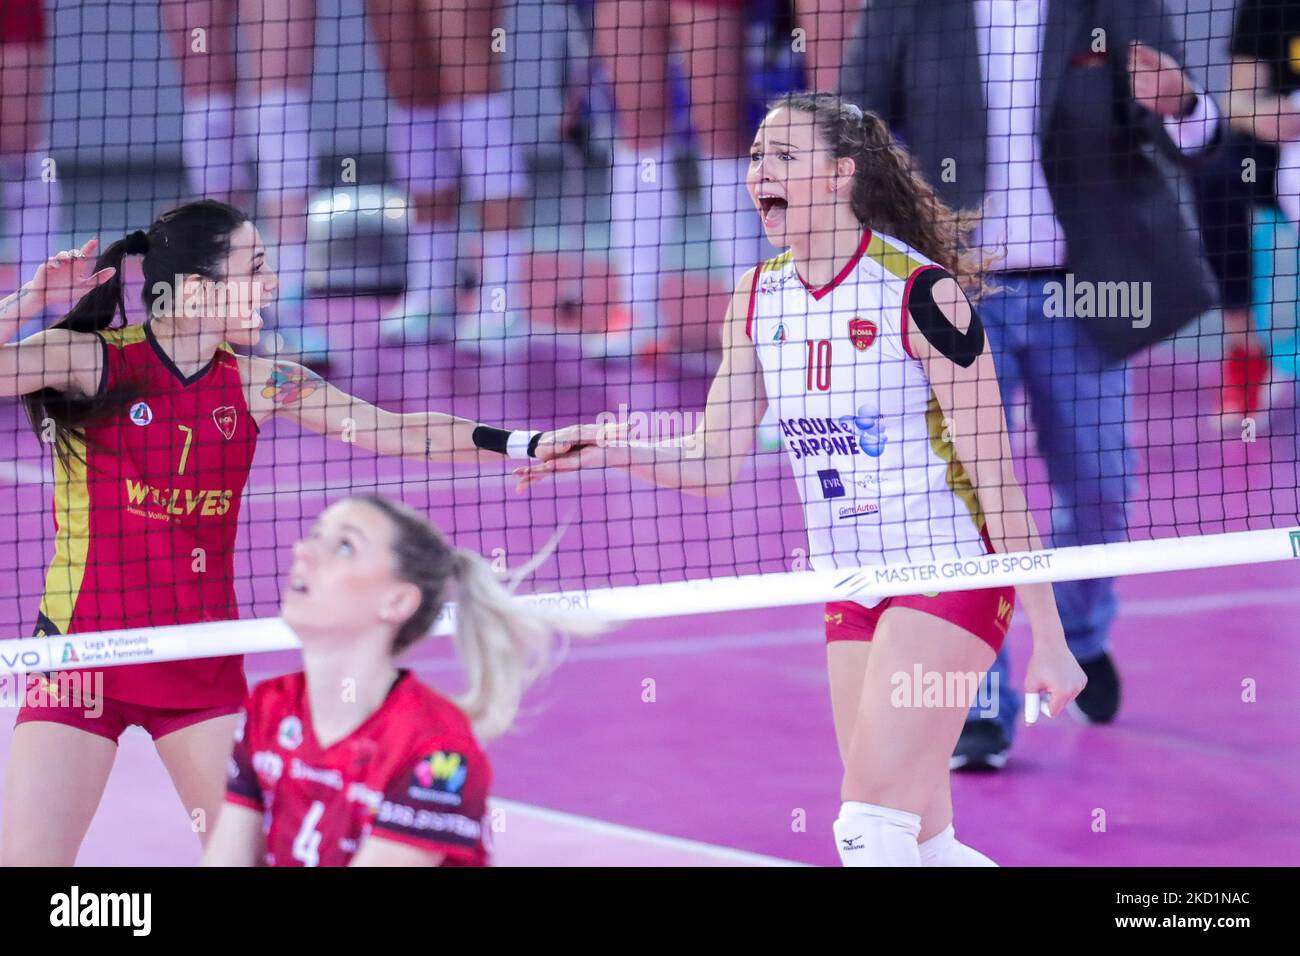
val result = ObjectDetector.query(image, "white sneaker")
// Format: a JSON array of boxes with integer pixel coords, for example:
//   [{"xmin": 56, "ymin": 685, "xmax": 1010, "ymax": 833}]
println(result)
[
  {"xmin": 454, "ymin": 308, "xmax": 526, "ymax": 359},
  {"xmin": 379, "ymin": 291, "xmax": 457, "ymax": 347},
  {"xmin": 266, "ymin": 324, "xmax": 331, "ymax": 370}
]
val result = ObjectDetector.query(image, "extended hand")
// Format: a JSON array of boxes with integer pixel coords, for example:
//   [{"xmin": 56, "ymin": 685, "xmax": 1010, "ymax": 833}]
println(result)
[
  {"xmin": 26, "ymin": 237, "xmax": 117, "ymax": 310},
  {"xmin": 515, "ymin": 422, "xmax": 623, "ymax": 492},
  {"xmin": 1127, "ymin": 41, "xmax": 1196, "ymax": 118}
]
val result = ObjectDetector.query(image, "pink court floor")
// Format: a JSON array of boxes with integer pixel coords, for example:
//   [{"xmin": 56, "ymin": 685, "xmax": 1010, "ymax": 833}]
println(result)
[{"xmin": 1, "ymin": 280, "xmax": 1298, "ymax": 866}]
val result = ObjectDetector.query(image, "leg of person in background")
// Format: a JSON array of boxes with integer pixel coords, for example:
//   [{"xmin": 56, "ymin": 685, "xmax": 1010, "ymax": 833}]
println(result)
[
  {"xmin": 236, "ymin": 0, "xmax": 328, "ymax": 367},
  {"xmin": 0, "ymin": 24, "xmax": 63, "ymax": 335},
  {"xmin": 793, "ymin": 0, "xmax": 858, "ymax": 99},
  {"xmin": 950, "ymin": 278, "xmax": 1030, "ymax": 771},
  {"xmin": 370, "ymin": 0, "xmax": 459, "ymax": 347},
  {"xmin": 593, "ymin": 0, "xmax": 680, "ymax": 360},
  {"xmin": 436, "ymin": 0, "xmax": 531, "ymax": 360},
  {"xmin": 1020, "ymin": 273, "xmax": 1129, "ymax": 725},
  {"xmin": 160, "ymin": 0, "xmax": 252, "ymax": 208},
  {"xmin": 675, "ymin": 0, "xmax": 775, "ymax": 293},
  {"xmin": 1190, "ymin": 131, "xmax": 1271, "ymax": 434}
]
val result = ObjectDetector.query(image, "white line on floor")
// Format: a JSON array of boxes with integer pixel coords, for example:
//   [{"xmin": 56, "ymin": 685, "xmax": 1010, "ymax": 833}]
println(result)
[{"xmin": 490, "ymin": 797, "xmax": 808, "ymax": 867}]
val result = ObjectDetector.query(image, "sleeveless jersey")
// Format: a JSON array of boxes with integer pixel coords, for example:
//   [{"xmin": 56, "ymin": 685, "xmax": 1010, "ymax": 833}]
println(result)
[
  {"xmin": 36, "ymin": 322, "xmax": 258, "ymax": 708},
  {"xmin": 746, "ymin": 230, "xmax": 993, "ymax": 599}
]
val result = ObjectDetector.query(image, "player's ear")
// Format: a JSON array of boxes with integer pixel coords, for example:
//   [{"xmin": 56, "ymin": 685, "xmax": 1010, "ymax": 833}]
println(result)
[{"xmin": 378, "ymin": 581, "xmax": 422, "ymax": 626}]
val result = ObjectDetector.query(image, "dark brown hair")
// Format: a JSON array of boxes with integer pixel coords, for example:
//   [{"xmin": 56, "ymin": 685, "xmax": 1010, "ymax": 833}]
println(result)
[
  {"xmin": 23, "ymin": 199, "xmax": 251, "ymax": 465},
  {"xmin": 766, "ymin": 91, "xmax": 992, "ymax": 296}
]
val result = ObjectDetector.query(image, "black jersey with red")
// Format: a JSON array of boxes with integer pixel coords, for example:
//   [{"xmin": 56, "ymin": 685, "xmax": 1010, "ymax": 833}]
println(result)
[
  {"xmin": 36, "ymin": 323, "xmax": 258, "ymax": 709},
  {"xmin": 226, "ymin": 671, "xmax": 491, "ymax": 867}
]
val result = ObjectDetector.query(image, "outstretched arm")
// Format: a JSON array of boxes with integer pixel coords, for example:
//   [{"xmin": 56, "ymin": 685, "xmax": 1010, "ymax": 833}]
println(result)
[
  {"xmin": 515, "ymin": 267, "xmax": 769, "ymax": 497},
  {"xmin": 242, "ymin": 355, "xmax": 577, "ymax": 466}
]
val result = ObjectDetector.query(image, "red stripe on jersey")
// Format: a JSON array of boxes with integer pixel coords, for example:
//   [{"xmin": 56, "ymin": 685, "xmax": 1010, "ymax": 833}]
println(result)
[
  {"xmin": 744, "ymin": 266, "xmax": 761, "ymax": 341},
  {"xmin": 795, "ymin": 229, "xmax": 873, "ymax": 301},
  {"xmin": 900, "ymin": 264, "xmax": 944, "ymax": 360}
]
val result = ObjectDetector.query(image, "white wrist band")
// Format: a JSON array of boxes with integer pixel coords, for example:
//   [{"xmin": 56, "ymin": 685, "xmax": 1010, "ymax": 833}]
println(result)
[{"xmin": 507, "ymin": 430, "xmax": 542, "ymax": 459}]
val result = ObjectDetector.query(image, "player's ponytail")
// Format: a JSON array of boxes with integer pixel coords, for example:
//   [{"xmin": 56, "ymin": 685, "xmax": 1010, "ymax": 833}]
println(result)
[
  {"xmin": 24, "ymin": 199, "xmax": 250, "ymax": 466},
  {"xmin": 767, "ymin": 91, "xmax": 993, "ymax": 297},
  {"xmin": 354, "ymin": 494, "xmax": 602, "ymax": 742},
  {"xmin": 447, "ymin": 547, "xmax": 601, "ymax": 740}
]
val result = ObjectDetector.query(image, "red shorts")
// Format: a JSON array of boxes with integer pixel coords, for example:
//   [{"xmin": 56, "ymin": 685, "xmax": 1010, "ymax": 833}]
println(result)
[
  {"xmin": 14, "ymin": 674, "xmax": 239, "ymax": 743},
  {"xmin": 824, "ymin": 587, "xmax": 1015, "ymax": 653},
  {"xmin": 0, "ymin": 0, "xmax": 46, "ymax": 44}
]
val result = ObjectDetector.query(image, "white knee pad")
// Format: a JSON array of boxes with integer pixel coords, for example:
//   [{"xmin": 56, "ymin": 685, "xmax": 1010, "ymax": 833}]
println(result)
[
  {"xmin": 457, "ymin": 92, "xmax": 527, "ymax": 203},
  {"xmin": 238, "ymin": 86, "xmax": 314, "ymax": 194},
  {"xmin": 833, "ymin": 801, "xmax": 922, "ymax": 867},
  {"xmin": 389, "ymin": 102, "xmax": 461, "ymax": 197}
]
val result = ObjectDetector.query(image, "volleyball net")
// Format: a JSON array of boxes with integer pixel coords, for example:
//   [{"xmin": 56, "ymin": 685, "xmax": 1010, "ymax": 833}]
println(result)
[{"xmin": 1, "ymin": 1, "xmax": 1299, "ymax": 667}]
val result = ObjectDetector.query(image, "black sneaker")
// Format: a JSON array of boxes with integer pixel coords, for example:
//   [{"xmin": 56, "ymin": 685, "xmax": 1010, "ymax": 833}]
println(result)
[
  {"xmin": 950, "ymin": 719, "xmax": 1011, "ymax": 772},
  {"xmin": 1070, "ymin": 652, "xmax": 1121, "ymax": 724}
]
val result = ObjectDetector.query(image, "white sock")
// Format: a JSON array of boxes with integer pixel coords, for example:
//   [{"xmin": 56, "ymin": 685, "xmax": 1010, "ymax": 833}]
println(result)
[
  {"xmin": 400, "ymin": 219, "xmax": 459, "ymax": 312},
  {"xmin": 238, "ymin": 86, "xmax": 314, "ymax": 194},
  {"xmin": 477, "ymin": 228, "xmax": 523, "ymax": 321},
  {"xmin": 609, "ymin": 141, "xmax": 679, "ymax": 338},
  {"xmin": 457, "ymin": 92, "xmax": 525, "ymax": 203},
  {"xmin": 701, "ymin": 154, "xmax": 772, "ymax": 283},
  {"xmin": 388, "ymin": 101, "xmax": 460, "ymax": 197},
  {"xmin": 833, "ymin": 801, "xmax": 922, "ymax": 867},
  {"xmin": 918, "ymin": 825, "xmax": 998, "ymax": 867},
  {"xmin": 180, "ymin": 91, "xmax": 250, "ymax": 198},
  {"xmin": 1, "ymin": 145, "xmax": 63, "ymax": 297}
]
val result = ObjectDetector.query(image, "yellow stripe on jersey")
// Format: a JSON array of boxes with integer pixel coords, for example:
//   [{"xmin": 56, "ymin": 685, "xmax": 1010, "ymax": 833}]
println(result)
[
  {"xmin": 761, "ymin": 250, "xmax": 793, "ymax": 274},
  {"xmin": 99, "ymin": 325, "xmax": 147, "ymax": 348},
  {"xmin": 924, "ymin": 392, "xmax": 988, "ymax": 536},
  {"xmin": 864, "ymin": 233, "xmax": 927, "ymax": 281},
  {"xmin": 38, "ymin": 435, "xmax": 92, "ymax": 634}
]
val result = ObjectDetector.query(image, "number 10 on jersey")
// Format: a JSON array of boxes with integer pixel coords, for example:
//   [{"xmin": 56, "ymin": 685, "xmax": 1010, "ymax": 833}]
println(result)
[{"xmin": 806, "ymin": 339, "xmax": 832, "ymax": 392}]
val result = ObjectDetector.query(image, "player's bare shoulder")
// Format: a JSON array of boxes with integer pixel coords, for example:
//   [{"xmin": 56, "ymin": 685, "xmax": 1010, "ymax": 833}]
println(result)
[{"xmin": 235, "ymin": 352, "xmax": 327, "ymax": 424}]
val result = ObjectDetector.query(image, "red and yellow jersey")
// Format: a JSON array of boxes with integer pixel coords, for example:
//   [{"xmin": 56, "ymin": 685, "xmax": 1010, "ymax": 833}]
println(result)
[
  {"xmin": 226, "ymin": 671, "xmax": 492, "ymax": 867},
  {"xmin": 37, "ymin": 322, "xmax": 258, "ymax": 708}
]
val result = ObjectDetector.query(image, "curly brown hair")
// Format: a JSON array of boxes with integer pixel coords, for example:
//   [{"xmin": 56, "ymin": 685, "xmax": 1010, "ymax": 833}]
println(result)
[{"xmin": 766, "ymin": 91, "xmax": 994, "ymax": 297}]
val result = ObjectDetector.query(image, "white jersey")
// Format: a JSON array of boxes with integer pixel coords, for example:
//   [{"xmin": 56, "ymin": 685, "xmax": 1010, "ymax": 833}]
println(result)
[{"xmin": 746, "ymin": 229, "xmax": 992, "ymax": 588}]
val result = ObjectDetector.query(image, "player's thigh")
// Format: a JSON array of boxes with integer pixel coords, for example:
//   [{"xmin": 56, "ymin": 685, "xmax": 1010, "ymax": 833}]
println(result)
[
  {"xmin": 426, "ymin": 0, "xmax": 502, "ymax": 99},
  {"xmin": 594, "ymin": 0, "xmax": 671, "ymax": 143},
  {"xmin": 366, "ymin": 0, "xmax": 438, "ymax": 103},
  {"xmin": 672, "ymin": 0, "xmax": 748, "ymax": 157},
  {"xmin": 842, "ymin": 607, "xmax": 995, "ymax": 810},
  {"xmin": 0, "ymin": 41, "xmax": 46, "ymax": 153},
  {"xmin": 0, "ymin": 721, "xmax": 117, "ymax": 865},
  {"xmin": 236, "ymin": 0, "xmax": 316, "ymax": 89},
  {"xmin": 154, "ymin": 712, "xmax": 241, "ymax": 846},
  {"xmin": 826, "ymin": 639, "xmax": 871, "ymax": 768},
  {"xmin": 158, "ymin": 0, "xmax": 238, "ymax": 90}
]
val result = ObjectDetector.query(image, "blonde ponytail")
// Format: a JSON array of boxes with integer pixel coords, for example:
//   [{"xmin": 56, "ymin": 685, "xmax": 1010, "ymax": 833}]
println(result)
[{"xmin": 447, "ymin": 547, "xmax": 603, "ymax": 741}]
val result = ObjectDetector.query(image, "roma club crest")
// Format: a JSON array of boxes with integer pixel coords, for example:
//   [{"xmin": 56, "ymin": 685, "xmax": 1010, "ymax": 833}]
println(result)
[
  {"xmin": 212, "ymin": 406, "xmax": 237, "ymax": 441},
  {"xmin": 848, "ymin": 318, "xmax": 878, "ymax": 352}
]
